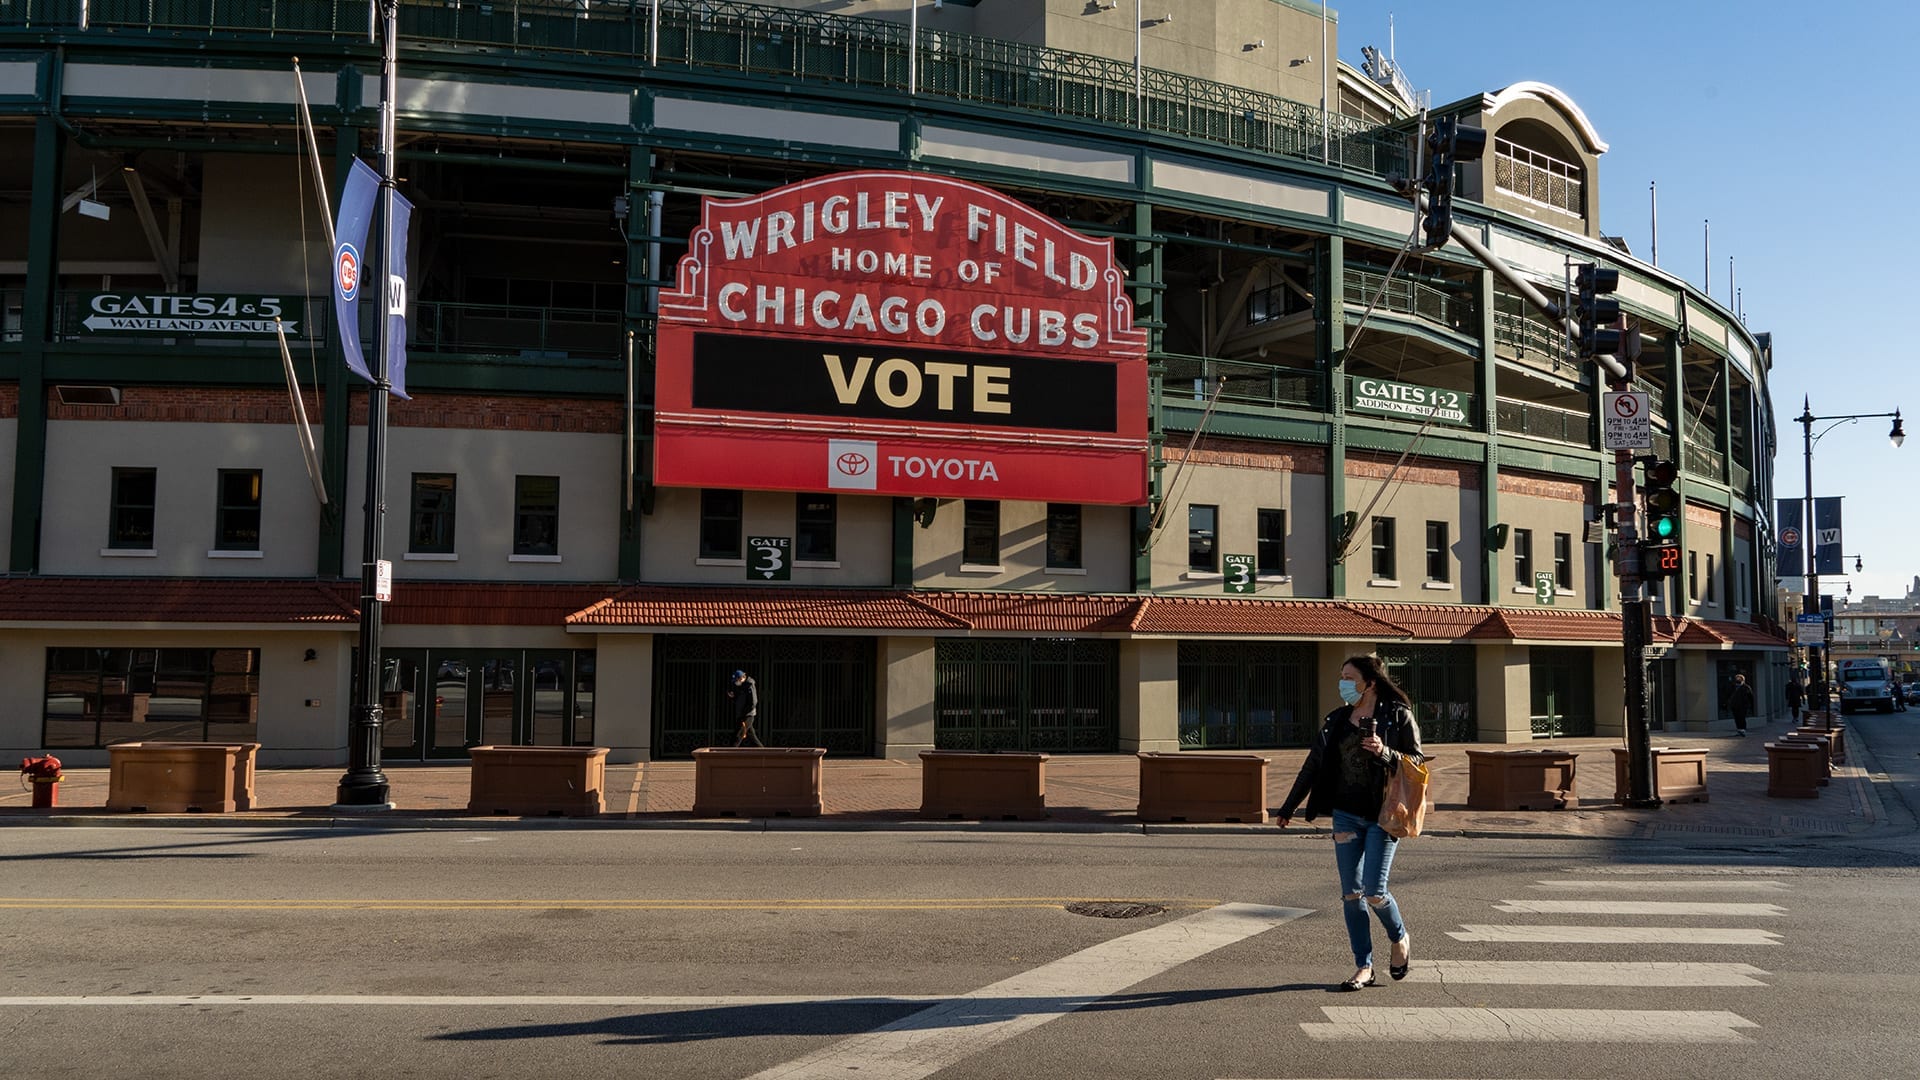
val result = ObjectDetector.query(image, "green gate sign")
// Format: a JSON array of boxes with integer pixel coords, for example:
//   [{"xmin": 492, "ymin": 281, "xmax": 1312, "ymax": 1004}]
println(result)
[
  {"xmin": 77, "ymin": 292, "xmax": 304, "ymax": 337},
  {"xmin": 1223, "ymin": 554, "xmax": 1256, "ymax": 594},
  {"xmin": 748, "ymin": 536, "xmax": 791, "ymax": 580},
  {"xmin": 1347, "ymin": 376, "xmax": 1471, "ymax": 426},
  {"xmin": 1534, "ymin": 571, "xmax": 1556, "ymax": 606}
]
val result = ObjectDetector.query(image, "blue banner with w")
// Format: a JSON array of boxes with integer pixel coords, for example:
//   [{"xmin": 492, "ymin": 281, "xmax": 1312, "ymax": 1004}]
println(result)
[
  {"xmin": 1813, "ymin": 497, "xmax": 1844, "ymax": 576},
  {"xmin": 387, "ymin": 189, "xmax": 413, "ymax": 401},
  {"xmin": 331, "ymin": 159, "xmax": 412, "ymax": 400}
]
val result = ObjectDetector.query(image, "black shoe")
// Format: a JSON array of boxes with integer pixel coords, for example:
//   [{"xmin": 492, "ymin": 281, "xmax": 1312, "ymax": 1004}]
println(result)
[
  {"xmin": 1336, "ymin": 972, "xmax": 1377, "ymax": 991},
  {"xmin": 1390, "ymin": 933, "xmax": 1412, "ymax": 980}
]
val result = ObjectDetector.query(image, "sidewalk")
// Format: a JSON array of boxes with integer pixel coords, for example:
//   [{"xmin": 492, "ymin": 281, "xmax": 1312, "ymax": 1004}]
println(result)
[{"xmin": 1, "ymin": 714, "xmax": 1887, "ymax": 841}]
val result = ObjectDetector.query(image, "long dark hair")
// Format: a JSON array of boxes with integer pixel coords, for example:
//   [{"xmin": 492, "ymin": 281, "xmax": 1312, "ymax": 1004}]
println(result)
[{"xmin": 1345, "ymin": 654, "xmax": 1411, "ymax": 711}]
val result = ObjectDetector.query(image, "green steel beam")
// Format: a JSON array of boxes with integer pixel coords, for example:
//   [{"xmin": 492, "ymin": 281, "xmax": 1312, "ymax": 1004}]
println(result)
[
  {"xmin": 1477, "ymin": 267, "xmax": 1501, "ymax": 604},
  {"xmin": 10, "ymin": 116, "xmax": 62, "ymax": 574},
  {"xmin": 1322, "ymin": 235, "xmax": 1348, "ymax": 598}
]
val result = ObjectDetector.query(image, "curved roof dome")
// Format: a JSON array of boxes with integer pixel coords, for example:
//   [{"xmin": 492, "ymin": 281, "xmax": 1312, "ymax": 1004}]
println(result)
[{"xmin": 1482, "ymin": 81, "xmax": 1608, "ymax": 154}]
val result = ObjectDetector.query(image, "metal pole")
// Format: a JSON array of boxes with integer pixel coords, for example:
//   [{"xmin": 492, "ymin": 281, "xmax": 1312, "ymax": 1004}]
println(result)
[
  {"xmin": 1801, "ymin": 399, "xmax": 1821, "ymax": 719},
  {"xmin": 1703, "ymin": 219, "xmax": 1710, "ymax": 293},
  {"xmin": 1320, "ymin": 0, "xmax": 1329, "ymax": 164},
  {"xmin": 1618, "ymin": 439, "xmax": 1656, "ymax": 808},
  {"xmin": 1649, "ymin": 181, "xmax": 1658, "ymax": 266},
  {"xmin": 909, "ymin": 0, "xmax": 918, "ymax": 97},
  {"xmin": 1134, "ymin": 0, "xmax": 1143, "ymax": 126},
  {"xmin": 337, "ymin": 0, "xmax": 398, "ymax": 808}
]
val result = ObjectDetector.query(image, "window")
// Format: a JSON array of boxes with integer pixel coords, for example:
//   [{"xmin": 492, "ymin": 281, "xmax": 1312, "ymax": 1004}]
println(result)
[
  {"xmin": 1688, "ymin": 549, "xmax": 1700, "ymax": 601},
  {"xmin": 1425, "ymin": 521, "xmax": 1450, "ymax": 583},
  {"xmin": 43, "ymin": 646, "xmax": 261, "ymax": 748},
  {"xmin": 1188, "ymin": 504, "xmax": 1218, "ymax": 572},
  {"xmin": 699, "ymin": 489, "xmax": 743, "ymax": 560},
  {"xmin": 1046, "ymin": 503, "xmax": 1082, "ymax": 569},
  {"xmin": 963, "ymin": 500, "xmax": 1000, "ymax": 565},
  {"xmin": 408, "ymin": 474, "xmax": 456, "ymax": 553},
  {"xmin": 513, "ymin": 475, "xmax": 559, "ymax": 556},
  {"xmin": 1513, "ymin": 528, "xmax": 1534, "ymax": 584},
  {"xmin": 1370, "ymin": 517, "xmax": 1396, "ymax": 580},
  {"xmin": 1257, "ymin": 508, "xmax": 1287, "ymax": 576},
  {"xmin": 214, "ymin": 469, "xmax": 262, "ymax": 551},
  {"xmin": 108, "ymin": 467, "xmax": 156, "ymax": 549},
  {"xmin": 1553, "ymin": 532, "xmax": 1572, "ymax": 590},
  {"xmin": 1705, "ymin": 553, "xmax": 1717, "ymax": 603},
  {"xmin": 797, "ymin": 493, "xmax": 837, "ymax": 562}
]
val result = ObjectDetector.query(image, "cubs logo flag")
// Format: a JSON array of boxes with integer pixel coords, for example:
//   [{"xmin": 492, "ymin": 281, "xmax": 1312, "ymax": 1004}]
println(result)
[
  {"xmin": 332, "ymin": 158, "xmax": 380, "ymax": 386},
  {"xmin": 1774, "ymin": 498, "xmax": 1803, "ymax": 577}
]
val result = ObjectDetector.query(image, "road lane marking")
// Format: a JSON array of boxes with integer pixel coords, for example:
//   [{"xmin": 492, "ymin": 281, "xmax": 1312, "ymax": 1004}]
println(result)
[
  {"xmin": 0, "ymin": 995, "xmax": 948, "ymax": 1008},
  {"xmin": 1448, "ymin": 925, "xmax": 1781, "ymax": 944},
  {"xmin": 1531, "ymin": 879, "xmax": 1789, "ymax": 892},
  {"xmin": 1559, "ymin": 866, "xmax": 1798, "ymax": 875},
  {"xmin": 1402, "ymin": 960, "xmax": 1771, "ymax": 986},
  {"xmin": 1493, "ymin": 900, "xmax": 1788, "ymax": 917},
  {"xmin": 1302, "ymin": 1007, "xmax": 1759, "ymax": 1042},
  {"xmin": 0, "ymin": 896, "xmax": 1219, "ymax": 913},
  {"xmin": 742, "ymin": 901, "xmax": 1312, "ymax": 1080}
]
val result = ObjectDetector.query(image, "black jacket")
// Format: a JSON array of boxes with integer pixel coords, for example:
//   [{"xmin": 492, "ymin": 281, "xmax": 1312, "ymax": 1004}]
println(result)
[
  {"xmin": 1726, "ymin": 682, "xmax": 1755, "ymax": 717},
  {"xmin": 1278, "ymin": 699, "xmax": 1423, "ymax": 823},
  {"xmin": 731, "ymin": 677, "xmax": 758, "ymax": 719}
]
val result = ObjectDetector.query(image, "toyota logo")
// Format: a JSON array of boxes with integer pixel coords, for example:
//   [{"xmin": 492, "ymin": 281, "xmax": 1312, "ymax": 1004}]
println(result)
[{"xmin": 836, "ymin": 451, "xmax": 871, "ymax": 476}]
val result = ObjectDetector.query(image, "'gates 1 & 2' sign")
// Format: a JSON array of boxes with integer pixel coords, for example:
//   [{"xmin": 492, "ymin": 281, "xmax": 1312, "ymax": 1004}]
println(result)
[{"xmin": 654, "ymin": 170, "xmax": 1149, "ymax": 504}]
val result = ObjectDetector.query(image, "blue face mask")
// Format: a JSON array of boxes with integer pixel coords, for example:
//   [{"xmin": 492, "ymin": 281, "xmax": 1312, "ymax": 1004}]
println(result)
[{"xmin": 1338, "ymin": 679, "xmax": 1362, "ymax": 706}]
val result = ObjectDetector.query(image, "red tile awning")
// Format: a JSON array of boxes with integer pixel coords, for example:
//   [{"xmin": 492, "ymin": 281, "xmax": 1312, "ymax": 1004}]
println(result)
[
  {"xmin": 1131, "ymin": 597, "xmax": 1410, "ymax": 638},
  {"xmin": 0, "ymin": 577, "xmax": 358, "ymax": 625},
  {"xmin": 571, "ymin": 586, "xmax": 969, "ymax": 631}
]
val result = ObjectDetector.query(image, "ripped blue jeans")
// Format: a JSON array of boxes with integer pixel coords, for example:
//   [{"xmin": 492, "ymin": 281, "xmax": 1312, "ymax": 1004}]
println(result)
[{"xmin": 1330, "ymin": 808, "xmax": 1407, "ymax": 969}]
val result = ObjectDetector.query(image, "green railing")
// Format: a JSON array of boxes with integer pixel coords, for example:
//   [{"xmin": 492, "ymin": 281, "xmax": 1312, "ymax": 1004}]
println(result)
[
  {"xmin": 1345, "ymin": 268, "xmax": 1475, "ymax": 335},
  {"xmin": 1685, "ymin": 438, "xmax": 1725, "ymax": 482},
  {"xmin": 1731, "ymin": 460, "xmax": 1751, "ymax": 497},
  {"xmin": 6, "ymin": 0, "xmax": 1411, "ymax": 179},
  {"xmin": 1492, "ymin": 309, "xmax": 1575, "ymax": 376},
  {"xmin": 1496, "ymin": 396, "xmax": 1589, "ymax": 446},
  {"xmin": 1160, "ymin": 355, "xmax": 1322, "ymax": 411},
  {"xmin": 412, "ymin": 300, "xmax": 622, "ymax": 361},
  {"xmin": 2, "ymin": 288, "xmax": 20, "ymax": 344}
]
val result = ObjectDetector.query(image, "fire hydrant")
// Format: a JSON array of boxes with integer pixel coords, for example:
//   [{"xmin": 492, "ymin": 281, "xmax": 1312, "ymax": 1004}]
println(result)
[{"xmin": 19, "ymin": 755, "xmax": 63, "ymax": 809}]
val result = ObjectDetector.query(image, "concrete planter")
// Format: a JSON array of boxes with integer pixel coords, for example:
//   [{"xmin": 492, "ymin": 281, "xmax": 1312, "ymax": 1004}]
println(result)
[
  {"xmin": 1777, "ymin": 733, "xmax": 1832, "ymax": 784},
  {"xmin": 1764, "ymin": 742, "xmax": 1823, "ymax": 798},
  {"xmin": 1136, "ymin": 752, "xmax": 1268, "ymax": 823},
  {"xmin": 692, "ymin": 747, "xmax": 826, "ymax": 817},
  {"xmin": 919, "ymin": 751, "xmax": 1048, "ymax": 820},
  {"xmin": 1793, "ymin": 725, "xmax": 1845, "ymax": 764},
  {"xmin": 1465, "ymin": 749, "xmax": 1579, "ymax": 811},
  {"xmin": 467, "ymin": 745, "xmax": 609, "ymax": 816},
  {"xmin": 1610, "ymin": 747, "xmax": 1709, "ymax": 804},
  {"xmin": 105, "ymin": 742, "xmax": 259, "ymax": 813}
]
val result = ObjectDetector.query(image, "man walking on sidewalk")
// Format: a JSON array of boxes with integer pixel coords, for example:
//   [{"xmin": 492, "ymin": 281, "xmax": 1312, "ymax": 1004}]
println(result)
[
  {"xmin": 1785, "ymin": 677, "xmax": 1805, "ymax": 725},
  {"xmin": 1727, "ymin": 673, "xmax": 1755, "ymax": 736},
  {"xmin": 727, "ymin": 669, "xmax": 764, "ymax": 747}
]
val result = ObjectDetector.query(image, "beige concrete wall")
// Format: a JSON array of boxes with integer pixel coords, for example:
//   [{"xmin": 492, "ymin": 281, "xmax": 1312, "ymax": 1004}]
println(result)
[
  {"xmin": 875, "ymin": 635, "xmax": 936, "ymax": 759},
  {"xmin": 0, "ymin": 627, "xmax": 353, "ymax": 765},
  {"xmin": 1150, "ymin": 463, "xmax": 1327, "ymax": 597},
  {"xmin": 592, "ymin": 633, "xmax": 653, "ymax": 763},
  {"xmin": 346, "ymin": 426, "xmax": 621, "ymax": 583},
  {"xmin": 640, "ymin": 487, "xmax": 893, "ymax": 587},
  {"xmin": 1683, "ymin": 521, "xmax": 1728, "ymax": 621},
  {"xmin": 1591, "ymin": 645, "xmax": 1626, "ymax": 739},
  {"xmin": 1120, "ymin": 637, "xmax": 1179, "ymax": 752},
  {"xmin": 915, "ymin": 501, "xmax": 1133, "ymax": 593},
  {"xmin": 1495, "ymin": 492, "xmax": 1597, "ymax": 610},
  {"xmin": 1344, "ymin": 474, "xmax": 1483, "ymax": 604},
  {"xmin": 198, "ymin": 154, "xmax": 334, "ymax": 295},
  {"xmin": 1461, "ymin": 99, "xmax": 1603, "ymax": 241},
  {"xmin": 42, "ymin": 420, "xmax": 325, "ymax": 577},
  {"xmin": 1475, "ymin": 642, "xmax": 1532, "ymax": 742},
  {"xmin": 1674, "ymin": 649, "xmax": 1721, "ymax": 733}
]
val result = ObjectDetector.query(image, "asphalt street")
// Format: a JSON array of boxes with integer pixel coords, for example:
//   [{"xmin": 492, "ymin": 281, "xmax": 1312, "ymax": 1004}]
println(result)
[{"xmin": 3, "ymin": 821, "xmax": 1918, "ymax": 1080}]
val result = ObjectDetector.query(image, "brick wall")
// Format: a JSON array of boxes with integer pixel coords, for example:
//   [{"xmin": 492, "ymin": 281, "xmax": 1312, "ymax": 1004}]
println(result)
[
  {"xmin": 1686, "ymin": 502, "xmax": 1723, "ymax": 530},
  {"xmin": 1346, "ymin": 449, "xmax": 1480, "ymax": 490},
  {"xmin": 0, "ymin": 384, "xmax": 17, "ymax": 419},
  {"xmin": 1166, "ymin": 437, "xmax": 1327, "ymax": 474},
  {"xmin": 35, "ymin": 386, "xmax": 622, "ymax": 434},
  {"xmin": 1498, "ymin": 468, "xmax": 1593, "ymax": 503},
  {"xmin": 359, "ymin": 393, "xmax": 623, "ymax": 434},
  {"xmin": 47, "ymin": 386, "xmax": 323, "ymax": 423}
]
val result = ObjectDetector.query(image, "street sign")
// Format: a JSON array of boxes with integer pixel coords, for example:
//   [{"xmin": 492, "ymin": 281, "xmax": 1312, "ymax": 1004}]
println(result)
[
  {"xmin": 1601, "ymin": 391, "xmax": 1652, "ymax": 450},
  {"xmin": 374, "ymin": 559, "xmax": 393, "ymax": 603},
  {"xmin": 77, "ymin": 292, "xmax": 302, "ymax": 337},
  {"xmin": 1534, "ymin": 571, "xmax": 1555, "ymax": 606},
  {"xmin": 1795, "ymin": 613, "xmax": 1826, "ymax": 643},
  {"xmin": 1223, "ymin": 554, "xmax": 1256, "ymax": 594},
  {"xmin": 747, "ymin": 536, "xmax": 792, "ymax": 581}
]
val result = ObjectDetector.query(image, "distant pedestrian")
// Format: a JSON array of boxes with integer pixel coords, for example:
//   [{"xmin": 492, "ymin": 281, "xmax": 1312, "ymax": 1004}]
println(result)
[
  {"xmin": 1894, "ymin": 675, "xmax": 1908, "ymax": 713},
  {"xmin": 1277, "ymin": 654, "xmax": 1424, "ymax": 992},
  {"xmin": 727, "ymin": 669, "xmax": 763, "ymax": 747},
  {"xmin": 1784, "ymin": 678, "xmax": 1804, "ymax": 725},
  {"xmin": 1727, "ymin": 673, "xmax": 1755, "ymax": 736}
]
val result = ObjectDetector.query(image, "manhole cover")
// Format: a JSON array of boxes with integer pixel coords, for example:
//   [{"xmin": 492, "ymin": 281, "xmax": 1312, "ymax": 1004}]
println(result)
[{"xmin": 1064, "ymin": 901, "xmax": 1166, "ymax": 919}]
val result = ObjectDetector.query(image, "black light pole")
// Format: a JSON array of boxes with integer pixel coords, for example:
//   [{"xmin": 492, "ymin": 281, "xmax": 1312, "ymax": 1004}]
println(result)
[
  {"xmin": 336, "ymin": 0, "xmax": 400, "ymax": 808},
  {"xmin": 1797, "ymin": 398, "xmax": 1903, "ymax": 729}
]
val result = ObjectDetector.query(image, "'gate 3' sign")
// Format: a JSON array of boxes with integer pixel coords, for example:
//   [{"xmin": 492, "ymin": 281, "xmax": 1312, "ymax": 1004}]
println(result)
[{"xmin": 655, "ymin": 170, "xmax": 1149, "ymax": 505}]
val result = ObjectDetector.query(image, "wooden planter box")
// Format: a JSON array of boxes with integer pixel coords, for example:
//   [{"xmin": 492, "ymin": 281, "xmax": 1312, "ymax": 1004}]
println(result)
[
  {"xmin": 691, "ymin": 747, "xmax": 826, "ymax": 817},
  {"xmin": 105, "ymin": 742, "xmax": 260, "ymax": 813},
  {"xmin": 468, "ymin": 746, "xmax": 609, "ymax": 816},
  {"xmin": 1610, "ymin": 747, "xmax": 1709, "ymax": 804},
  {"xmin": 1466, "ymin": 749, "xmax": 1579, "ymax": 811},
  {"xmin": 1137, "ymin": 752, "xmax": 1268, "ymax": 823},
  {"xmin": 1794, "ymin": 725, "xmax": 1845, "ymax": 764},
  {"xmin": 919, "ymin": 751, "xmax": 1048, "ymax": 820},
  {"xmin": 1777, "ymin": 733, "xmax": 1832, "ymax": 784},
  {"xmin": 1764, "ymin": 742, "xmax": 1823, "ymax": 798}
]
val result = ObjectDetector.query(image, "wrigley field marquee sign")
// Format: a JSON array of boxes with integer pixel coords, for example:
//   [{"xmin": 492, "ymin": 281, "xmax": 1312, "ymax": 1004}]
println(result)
[
  {"xmin": 654, "ymin": 170, "xmax": 1150, "ymax": 505},
  {"xmin": 76, "ymin": 293, "xmax": 304, "ymax": 337},
  {"xmin": 1346, "ymin": 376, "xmax": 1470, "ymax": 427}
]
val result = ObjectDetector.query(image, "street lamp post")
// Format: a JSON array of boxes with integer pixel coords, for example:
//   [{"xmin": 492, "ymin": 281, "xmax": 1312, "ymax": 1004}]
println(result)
[{"xmin": 1796, "ymin": 398, "xmax": 1903, "ymax": 727}]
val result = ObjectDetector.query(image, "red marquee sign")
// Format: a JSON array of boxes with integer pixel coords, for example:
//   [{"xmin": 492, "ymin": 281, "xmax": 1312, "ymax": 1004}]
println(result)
[{"xmin": 654, "ymin": 170, "xmax": 1149, "ymax": 505}]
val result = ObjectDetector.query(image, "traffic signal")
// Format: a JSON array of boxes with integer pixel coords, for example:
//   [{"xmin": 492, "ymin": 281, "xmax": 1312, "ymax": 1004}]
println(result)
[
  {"xmin": 1574, "ymin": 263, "xmax": 1623, "ymax": 360},
  {"xmin": 1421, "ymin": 116, "xmax": 1488, "ymax": 248},
  {"xmin": 1642, "ymin": 457, "xmax": 1680, "ymax": 540},
  {"xmin": 1639, "ymin": 540, "xmax": 1682, "ymax": 580}
]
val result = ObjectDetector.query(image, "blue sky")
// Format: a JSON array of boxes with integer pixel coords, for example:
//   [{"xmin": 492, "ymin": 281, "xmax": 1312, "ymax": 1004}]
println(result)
[{"xmin": 1327, "ymin": 1, "xmax": 1920, "ymax": 604}]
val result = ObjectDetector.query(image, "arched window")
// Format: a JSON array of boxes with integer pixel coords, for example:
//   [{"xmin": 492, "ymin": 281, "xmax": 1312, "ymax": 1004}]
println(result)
[{"xmin": 1492, "ymin": 120, "xmax": 1584, "ymax": 216}]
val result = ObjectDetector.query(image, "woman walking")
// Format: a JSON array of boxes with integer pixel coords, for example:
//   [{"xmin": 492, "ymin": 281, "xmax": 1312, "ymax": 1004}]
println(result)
[{"xmin": 1277, "ymin": 654, "xmax": 1425, "ymax": 991}]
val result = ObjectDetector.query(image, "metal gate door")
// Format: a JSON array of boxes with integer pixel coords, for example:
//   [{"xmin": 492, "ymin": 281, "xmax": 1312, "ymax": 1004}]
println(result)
[
  {"xmin": 1176, "ymin": 641, "xmax": 1315, "ymax": 748},
  {"xmin": 652, "ymin": 635, "xmax": 875, "ymax": 758},
  {"xmin": 934, "ymin": 639, "xmax": 1118, "ymax": 752}
]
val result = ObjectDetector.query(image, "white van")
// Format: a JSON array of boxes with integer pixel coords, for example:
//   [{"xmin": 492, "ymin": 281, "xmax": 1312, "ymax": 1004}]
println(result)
[{"xmin": 1836, "ymin": 658, "xmax": 1895, "ymax": 714}]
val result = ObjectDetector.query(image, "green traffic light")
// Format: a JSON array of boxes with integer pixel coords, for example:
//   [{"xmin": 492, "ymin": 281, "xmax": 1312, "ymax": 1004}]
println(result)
[{"xmin": 1654, "ymin": 516, "xmax": 1677, "ymax": 539}]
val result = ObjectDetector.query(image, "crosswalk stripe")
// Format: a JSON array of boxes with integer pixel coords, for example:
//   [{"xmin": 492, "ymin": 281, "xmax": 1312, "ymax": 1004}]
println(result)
[
  {"xmin": 1301, "ymin": 1007, "xmax": 1759, "ymax": 1042},
  {"xmin": 1531, "ymin": 879, "xmax": 1789, "ymax": 892},
  {"xmin": 0, "ymin": 995, "xmax": 947, "ymax": 1007},
  {"xmin": 1560, "ymin": 866, "xmax": 1798, "ymax": 875},
  {"xmin": 1494, "ymin": 900, "xmax": 1787, "ymax": 917},
  {"xmin": 1400, "ymin": 960, "xmax": 1770, "ymax": 986},
  {"xmin": 1449, "ymin": 925, "xmax": 1781, "ymax": 944}
]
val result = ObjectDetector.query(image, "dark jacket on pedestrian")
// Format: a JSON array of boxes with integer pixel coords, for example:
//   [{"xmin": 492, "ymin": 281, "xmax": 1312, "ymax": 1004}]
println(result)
[
  {"xmin": 1278, "ymin": 700, "xmax": 1423, "ymax": 823},
  {"xmin": 732, "ymin": 676, "xmax": 759, "ymax": 720},
  {"xmin": 1784, "ymin": 681, "xmax": 1804, "ymax": 708},
  {"xmin": 1727, "ymin": 681, "xmax": 1755, "ymax": 719}
]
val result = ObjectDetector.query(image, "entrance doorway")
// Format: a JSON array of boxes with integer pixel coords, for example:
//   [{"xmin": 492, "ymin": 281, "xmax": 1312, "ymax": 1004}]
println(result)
[{"xmin": 377, "ymin": 648, "xmax": 597, "ymax": 761}]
